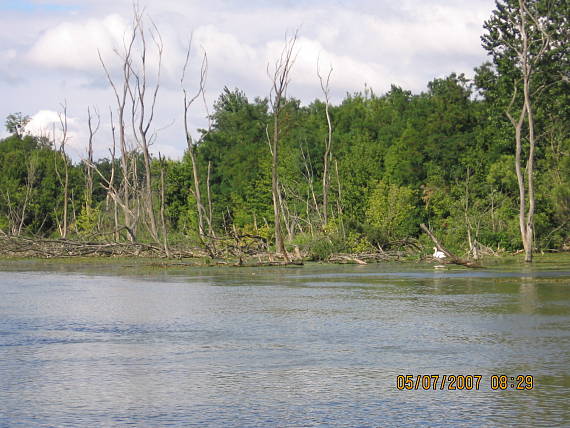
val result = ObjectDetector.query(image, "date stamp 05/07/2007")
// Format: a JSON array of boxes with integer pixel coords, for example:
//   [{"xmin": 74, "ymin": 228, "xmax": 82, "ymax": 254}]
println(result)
[{"xmin": 396, "ymin": 375, "xmax": 534, "ymax": 391}]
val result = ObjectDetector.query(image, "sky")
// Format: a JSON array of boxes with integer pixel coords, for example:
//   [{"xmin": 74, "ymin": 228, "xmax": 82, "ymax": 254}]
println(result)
[{"xmin": 0, "ymin": 0, "xmax": 496, "ymax": 161}]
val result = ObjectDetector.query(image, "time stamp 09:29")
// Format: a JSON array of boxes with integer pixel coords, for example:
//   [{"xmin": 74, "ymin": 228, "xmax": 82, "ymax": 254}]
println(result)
[{"xmin": 396, "ymin": 375, "xmax": 534, "ymax": 391}]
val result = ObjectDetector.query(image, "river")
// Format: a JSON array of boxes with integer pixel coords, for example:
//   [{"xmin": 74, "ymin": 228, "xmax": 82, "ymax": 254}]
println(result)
[{"xmin": 1, "ymin": 259, "xmax": 569, "ymax": 427}]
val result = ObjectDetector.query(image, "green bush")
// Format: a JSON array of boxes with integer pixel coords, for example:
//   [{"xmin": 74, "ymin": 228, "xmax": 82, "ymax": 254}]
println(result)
[{"xmin": 365, "ymin": 180, "xmax": 419, "ymax": 246}]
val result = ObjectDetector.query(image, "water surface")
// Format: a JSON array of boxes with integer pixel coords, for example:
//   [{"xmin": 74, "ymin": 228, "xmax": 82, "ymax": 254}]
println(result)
[{"xmin": 1, "ymin": 259, "xmax": 569, "ymax": 426}]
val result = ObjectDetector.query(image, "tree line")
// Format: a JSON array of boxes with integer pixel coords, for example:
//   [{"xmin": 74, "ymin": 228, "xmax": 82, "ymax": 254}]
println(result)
[{"xmin": 0, "ymin": 0, "xmax": 568, "ymax": 262}]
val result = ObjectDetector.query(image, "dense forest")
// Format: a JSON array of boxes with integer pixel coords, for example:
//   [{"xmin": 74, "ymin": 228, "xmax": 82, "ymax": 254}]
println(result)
[{"xmin": 0, "ymin": 0, "xmax": 568, "ymax": 262}]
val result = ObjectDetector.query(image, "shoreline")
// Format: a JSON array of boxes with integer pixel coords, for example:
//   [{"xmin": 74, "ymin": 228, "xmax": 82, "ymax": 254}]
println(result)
[{"xmin": 1, "ymin": 252, "xmax": 569, "ymax": 270}]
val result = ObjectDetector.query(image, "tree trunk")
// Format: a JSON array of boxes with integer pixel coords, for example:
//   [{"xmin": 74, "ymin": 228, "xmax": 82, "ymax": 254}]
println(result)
[
  {"xmin": 267, "ymin": 31, "xmax": 297, "ymax": 261},
  {"xmin": 272, "ymin": 114, "xmax": 286, "ymax": 256},
  {"xmin": 181, "ymin": 48, "xmax": 211, "ymax": 240},
  {"xmin": 505, "ymin": 0, "xmax": 549, "ymax": 262},
  {"xmin": 318, "ymin": 64, "xmax": 333, "ymax": 226}
]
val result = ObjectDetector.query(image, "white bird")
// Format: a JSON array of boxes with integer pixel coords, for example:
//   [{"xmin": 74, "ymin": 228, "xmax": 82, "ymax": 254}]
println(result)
[{"xmin": 432, "ymin": 247, "xmax": 446, "ymax": 259}]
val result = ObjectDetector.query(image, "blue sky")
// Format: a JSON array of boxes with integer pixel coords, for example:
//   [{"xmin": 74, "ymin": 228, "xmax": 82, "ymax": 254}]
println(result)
[
  {"xmin": 0, "ymin": 0, "xmax": 76, "ymax": 12},
  {"xmin": 0, "ymin": 0, "xmax": 496, "ymax": 160}
]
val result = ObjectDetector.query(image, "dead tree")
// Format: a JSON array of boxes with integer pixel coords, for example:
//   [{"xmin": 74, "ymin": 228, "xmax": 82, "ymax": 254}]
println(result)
[
  {"xmin": 97, "ymin": 5, "xmax": 165, "ymax": 244},
  {"xmin": 206, "ymin": 160, "xmax": 215, "ymax": 237},
  {"xmin": 158, "ymin": 153, "xmax": 171, "ymax": 257},
  {"xmin": 86, "ymin": 107, "xmax": 100, "ymax": 218},
  {"xmin": 108, "ymin": 109, "xmax": 120, "ymax": 240},
  {"xmin": 181, "ymin": 43, "xmax": 213, "ymax": 239},
  {"xmin": 317, "ymin": 61, "xmax": 333, "ymax": 226},
  {"xmin": 87, "ymin": 109, "xmax": 137, "ymax": 242},
  {"xmin": 127, "ymin": 6, "xmax": 162, "ymax": 242},
  {"xmin": 267, "ymin": 30, "xmax": 298, "ymax": 260},
  {"xmin": 98, "ymin": 12, "xmax": 138, "ymax": 241},
  {"xmin": 53, "ymin": 103, "xmax": 70, "ymax": 239},
  {"xmin": 462, "ymin": 167, "xmax": 480, "ymax": 260}
]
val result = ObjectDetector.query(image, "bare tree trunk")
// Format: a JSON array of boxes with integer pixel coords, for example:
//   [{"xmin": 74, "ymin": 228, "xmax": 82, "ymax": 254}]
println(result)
[
  {"xmin": 127, "ymin": 7, "xmax": 163, "ymax": 243},
  {"xmin": 158, "ymin": 154, "xmax": 171, "ymax": 257},
  {"xmin": 271, "ymin": 115, "xmax": 285, "ymax": 256},
  {"xmin": 181, "ymin": 44, "xmax": 211, "ymax": 239},
  {"xmin": 108, "ymin": 109, "xmax": 119, "ymax": 241},
  {"xmin": 88, "ymin": 108, "xmax": 137, "ymax": 242},
  {"xmin": 86, "ymin": 107, "xmax": 100, "ymax": 221},
  {"xmin": 54, "ymin": 103, "xmax": 69, "ymax": 239},
  {"xmin": 519, "ymin": 0, "xmax": 533, "ymax": 263},
  {"xmin": 318, "ymin": 63, "xmax": 333, "ymax": 226},
  {"xmin": 99, "ymin": 24, "xmax": 137, "ymax": 241},
  {"xmin": 522, "ymin": 41, "xmax": 536, "ymax": 263},
  {"xmin": 131, "ymin": 152, "xmax": 140, "ymax": 239},
  {"xmin": 278, "ymin": 182, "xmax": 294, "ymax": 241},
  {"xmin": 267, "ymin": 30, "xmax": 298, "ymax": 261},
  {"xmin": 206, "ymin": 160, "xmax": 215, "ymax": 238},
  {"xmin": 462, "ymin": 167, "xmax": 479, "ymax": 260},
  {"xmin": 505, "ymin": 0, "xmax": 549, "ymax": 262}
]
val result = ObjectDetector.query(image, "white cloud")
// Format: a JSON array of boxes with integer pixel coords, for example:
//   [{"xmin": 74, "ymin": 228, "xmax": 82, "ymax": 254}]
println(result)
[
  {"xmin": 26, "ymin": 14, "xmax": 128, "ymax": 72},
  {"xmin": 26, "ymin": 109, "xmax": 91, "ymax": 158},
  {"xmin": 26, "ymin": 109, "xmax": 63, "ymax": 138}
]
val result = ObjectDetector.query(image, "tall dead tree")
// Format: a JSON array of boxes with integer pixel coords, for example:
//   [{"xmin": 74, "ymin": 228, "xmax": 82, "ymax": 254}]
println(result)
[
  {"xmin": 54, "ymin": 103, "xmax": 69, "ymax": 239},
  {"xmin": 86, "ymin": 107, "xmax": 100, "ymax": 216},
  {"xmin": 99, "ymin": 19, "xmax": 138, "ymax": 241},
  {"xmin": 98, "ymin": 5, "xmax": 165, "ymax": 243},
  {"xmin": 158, "ymin": 153, "xmax": 171, "ymax": 257},
  {"xmin": 206, "ymin": 160, "xmax": 214, "ymax": 237},
  {"xmin": 108, "ymin": 109, "xmax": 119, "ymax": 240},
  {"xmin": 127, "ymin": 6, "xmax": 162, "ymax": 242},
  {"xmin": 504, "ymin": 0, "xmax": 550, "ymax": 262},
  {"xmin": 317, "ymin": 61, "xmax": 333, "ymax": 227},
  {"xmin": 181, "ymin": 44, "xmax": 213, "ymax": 239},
  {"xmin": 267, "ymin": 31, "xmax": 298, "ymax": 259}
]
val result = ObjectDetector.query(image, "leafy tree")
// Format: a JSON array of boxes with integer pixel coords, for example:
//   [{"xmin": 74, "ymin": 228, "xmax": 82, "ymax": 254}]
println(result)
[
  {"xmin": 481, "ymin": 0, "xmax": 569, "ymax": 261},
  {"xmin": 365, "ymin": 180, "xmax": 418, "ymax": 245},
  {"xmin": 5, "ymin": 113, "xmax": 30, "ymax": 138}
]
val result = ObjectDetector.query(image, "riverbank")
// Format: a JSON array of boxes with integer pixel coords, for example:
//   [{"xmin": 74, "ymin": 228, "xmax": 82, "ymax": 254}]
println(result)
[{"xmin": 1, "ymin": 252, "xmax": 569, "ymax": 274}]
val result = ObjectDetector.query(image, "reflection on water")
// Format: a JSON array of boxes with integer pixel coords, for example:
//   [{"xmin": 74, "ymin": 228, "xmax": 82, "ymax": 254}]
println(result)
[{"xmin": 1, "ymin": 261, "xmax": 569, "ymax": 426}]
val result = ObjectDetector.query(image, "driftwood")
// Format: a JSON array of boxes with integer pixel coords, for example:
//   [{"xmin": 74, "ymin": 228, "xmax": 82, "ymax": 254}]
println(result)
[
  {"xmin": 328, "ymin": 251, "xmax": 407, "ymax": 264},
  {"xmin": 233, "ymin": 259, "xmax": 304, "ymax": 267},
  {"xmin": 420, "ymin": 223, "xmax": 482, "ymax": 268},
  {"xmin": 329, "ymin": 254, "xmax": 367, "ymax": 265},
  {"xmin": 0, "ymin": 235, "xmax": 307, "ymax": 267},
  {"xmin": 0, "ymin": 235, "xmax": 201, "ymax": 259},
  {"xmin": 1, "ymin": 233, "xmax": 432, "ymax": 268}
]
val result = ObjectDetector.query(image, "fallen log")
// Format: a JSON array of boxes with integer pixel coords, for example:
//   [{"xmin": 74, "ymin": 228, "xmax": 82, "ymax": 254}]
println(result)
[{"xmin": 328, "ymin": 254, "xmax": 367, "ymax": 265}]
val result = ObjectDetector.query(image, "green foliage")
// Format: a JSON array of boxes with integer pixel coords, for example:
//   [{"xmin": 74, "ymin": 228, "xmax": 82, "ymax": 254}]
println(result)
[
  {"xmin": 293, "ymin": 233, "xmax": 345, "ymax": 261},
  {"xmin": 365, "ymin": 180, "xmax": 419, "ymax": 246},
  {"xmin": 346, "ymin": 231, "xmax": 374, "ymax": 253},
  {"xmin": 0, "ymin": 133, "xmax": 79, "ymax": 235},
  {"xmin": 76, "ymin": 204, "xmax": 100, "ymax": 235},
  {"xmin": 5, "ymin": 112, "xmax": 30, "ymax": 138}
]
